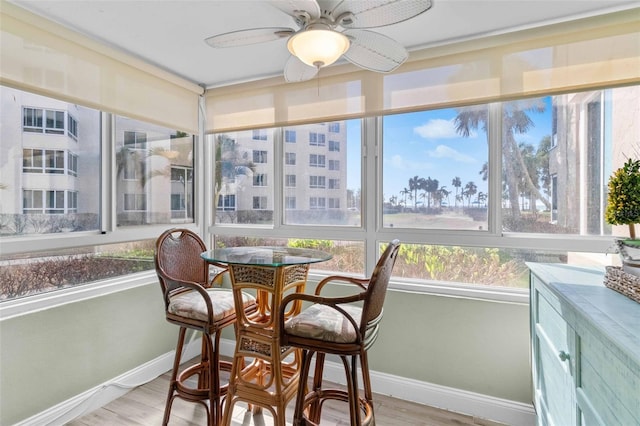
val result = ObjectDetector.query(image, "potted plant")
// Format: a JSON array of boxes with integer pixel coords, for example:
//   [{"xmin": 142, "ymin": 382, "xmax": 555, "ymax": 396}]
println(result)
[{"xmin": 605, "ymin": 157, "xmax": 640, "ymax": 276}]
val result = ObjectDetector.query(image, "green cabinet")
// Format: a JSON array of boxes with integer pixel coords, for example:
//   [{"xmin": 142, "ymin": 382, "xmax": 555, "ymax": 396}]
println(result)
[{"xmin": 529, "ymin": 263, "xmax": 640, "ymax": 426}]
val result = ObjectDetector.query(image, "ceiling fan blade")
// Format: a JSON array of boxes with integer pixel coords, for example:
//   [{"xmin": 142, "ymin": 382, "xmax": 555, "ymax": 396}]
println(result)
[
  {"xmin": 205, "ymin": 27, "xmax": 294, "ymax": 48},
  {"xmin": 332, "ymin": 0, "xmax": 433, "ymax": 29},
  {"xmin": 342, "ymin": 29, "xmax": 408, "ymax": 72},
  {"xmin": 284, "ymin": 55, "xmax": 319, "ymax": 83},
  {"xmin": 272, "ymin": 0, "xmax": 321, "ymax": 23}
]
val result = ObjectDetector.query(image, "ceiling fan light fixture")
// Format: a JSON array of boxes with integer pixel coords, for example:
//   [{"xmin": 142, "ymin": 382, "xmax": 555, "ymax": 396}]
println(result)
[{"xmin": 287, "ymin": 27, "xmax": 350, "ymax": 68}]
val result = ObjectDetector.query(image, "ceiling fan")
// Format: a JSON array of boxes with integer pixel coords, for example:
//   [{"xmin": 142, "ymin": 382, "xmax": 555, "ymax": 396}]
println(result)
[{"xmin": 205, "ymin": 0, "xmax": 434, "ymax": 83}]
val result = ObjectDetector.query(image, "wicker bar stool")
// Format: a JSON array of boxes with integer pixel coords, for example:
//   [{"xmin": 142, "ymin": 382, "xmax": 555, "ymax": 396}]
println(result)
[
  {"xmin": 154, "ymin": 228, "xmax": 256, "ymax": 426},
  {"xmin": 280, "ymin": 240, "xmax": 401, "ymax": 426}
]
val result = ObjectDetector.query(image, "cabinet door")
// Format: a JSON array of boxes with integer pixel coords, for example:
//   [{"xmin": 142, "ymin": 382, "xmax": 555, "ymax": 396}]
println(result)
[
  {"xmin": 532, "ymin": 282, "xmax": 577, "ymax": 426},
  {"xmin": 578, "ymin": 329, "xmax": 640, "ymax": 426}
]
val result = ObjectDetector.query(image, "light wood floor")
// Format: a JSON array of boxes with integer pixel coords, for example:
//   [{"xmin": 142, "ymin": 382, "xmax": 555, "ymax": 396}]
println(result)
[{"xmin": 67, "ymin": 363, "xmax": 506, "ymax": 426}]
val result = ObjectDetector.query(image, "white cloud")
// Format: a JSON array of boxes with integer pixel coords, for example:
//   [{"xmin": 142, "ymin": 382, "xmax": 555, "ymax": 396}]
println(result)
[
  {"xmin": 426, "ymin": 145, "xmax": 475, "ymax": 163},
  {"xmin": 414, "ymin": 118, "xmax": 477, "ymax": 139},
  {"xmin": 388, "ymin": 154, "xmax": 431, "ymax": 170}
]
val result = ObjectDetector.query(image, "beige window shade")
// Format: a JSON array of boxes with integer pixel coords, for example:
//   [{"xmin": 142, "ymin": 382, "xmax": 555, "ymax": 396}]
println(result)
[
  {"xmin": 0, "ymin": 3, "xmax": 203, "ymax": 133},
  {"xmin": 205, "ymin": 9, "xmax": 639, "ymax": 133}
]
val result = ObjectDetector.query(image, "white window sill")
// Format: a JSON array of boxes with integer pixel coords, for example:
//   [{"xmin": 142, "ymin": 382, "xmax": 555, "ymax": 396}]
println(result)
[
  {"xmin": 0, "ymin": 270, "xmax": 158, "ymax": 321},
  {"xmin": 1, "ymin": 269, "xmax": 529, "ymax": 321}
]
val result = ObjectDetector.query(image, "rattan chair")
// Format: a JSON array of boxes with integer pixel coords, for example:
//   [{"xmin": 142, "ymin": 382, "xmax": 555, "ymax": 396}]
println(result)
[
  {"xmin": 154, "ymin": 228, "xmax": 256, "ymax": 426},
  {"xmin": 280, "ymin": 240, "xmax": 401, "ymax": 426}
]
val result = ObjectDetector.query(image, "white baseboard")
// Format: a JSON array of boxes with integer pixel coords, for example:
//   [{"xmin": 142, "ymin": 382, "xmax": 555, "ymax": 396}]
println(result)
[
  {"xmin": 14, "ymin": 339, "xmax": 203, "ymax": 426},
  {"xmin": 16, "ymin": 338, "xmax": 534, "ymax": 426}
]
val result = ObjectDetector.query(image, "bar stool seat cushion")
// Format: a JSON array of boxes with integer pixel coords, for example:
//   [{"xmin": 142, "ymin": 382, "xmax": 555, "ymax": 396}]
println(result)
[
  {"xmin": 169, "ymin": 289, "xmax": 255, "ymax": 322},
  {"xmin": 284, "ymin": 304, "xmax": 363, "ymax": 343}
]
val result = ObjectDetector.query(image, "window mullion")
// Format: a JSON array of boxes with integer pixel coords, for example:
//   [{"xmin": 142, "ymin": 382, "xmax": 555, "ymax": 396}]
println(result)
[{"xmin": 488, "ymin": 102, "xmax": 503, "ymax": 235}]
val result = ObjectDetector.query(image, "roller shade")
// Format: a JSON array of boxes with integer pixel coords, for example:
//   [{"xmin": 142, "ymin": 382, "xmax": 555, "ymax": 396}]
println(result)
[
  {"xmin": 205, "ymin": 8, "xmax": 639, "ymax": 133},
  {"xmin": 0, "ymin": 2, "xmax": 203, "ymax": 133}
]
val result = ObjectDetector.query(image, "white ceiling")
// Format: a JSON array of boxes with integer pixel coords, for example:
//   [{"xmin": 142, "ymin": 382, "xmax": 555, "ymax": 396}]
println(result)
[{"xmin": 10, "ymin": 0, "xmax": 640, "ymax": 88}]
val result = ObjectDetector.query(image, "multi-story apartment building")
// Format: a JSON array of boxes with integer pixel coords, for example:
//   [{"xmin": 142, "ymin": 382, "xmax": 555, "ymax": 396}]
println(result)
[
  {"xmin": 215, "ymin": 122, "xmax": 350, "ymax": 225},
  {"xmin": 0, "ymin": 86, "xmax": 194, "ymax": 235}
]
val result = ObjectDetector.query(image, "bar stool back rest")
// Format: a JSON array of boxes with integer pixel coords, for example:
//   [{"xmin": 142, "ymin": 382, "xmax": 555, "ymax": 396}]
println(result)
[
  {"xmin": 280, "ymin": 239, "xmax": 401, "ymax": 426},
  {"xmin": 155, "ymin": 228, "xmax": 254, "ymax": 426}
]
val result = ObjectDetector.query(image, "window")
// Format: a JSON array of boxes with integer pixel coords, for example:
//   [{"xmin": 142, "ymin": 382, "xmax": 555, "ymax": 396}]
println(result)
[
  {"xmin": 124, "ymin": 131, "xmax": 147, "ymax": 149},
  {"xmin": 383, "ymin": 106, "xmax": 489, "ymax": 230},
  {"xmin": 22, "ymin": 149, "xmax": 66, "ymax": 174},
  {"xmin": 310, "ymin": 197, "xmax": 326, "ymax": 209},
  {"xmin": 22, "ymin": 189, "xmax": 68, "ymax": 215},
  {"xmin": 253, "ymin": 173, "xmax": 267, "ymax": 186},
  {"xmin": 3, "ymin": 88, "xmax": 102, "ymax": 240},
  {"xmin": 116, "ymin": 118, "xmax": 194, "ymax": 226},
  {"xmin": 253, "ymin": 196, "xmax": 267, "ymax": 210},
  {"xmin": 328, "ymin": 198, "xmax": 340, "ymax": 208},
  {"xmin": 22, "ymin": 107, "xmax": 43, "ymax": 131},
  {"xmin": 285, "ymin": 197, "xmax": 296, "ymax": 209},
  {"xmin": 68, "ymin": 152, "xmax": 78, "ymax": 176},
  {"xmin": 67, "ymin": 115, "xmax": 78, "ymax": 139},
  {"xmin": 285, "ymin": 152, "xmax": 296, "ymax": 165},
  {"xmin": 285, "ymin": 174, "xmax": 296, "ymax": 187},
  {"xmin": 309, "ymin": 132, "xmax": 326, "ymax": 146},
  {"xmin": 23, "ymin": 108, "xmax": 65, "ymax": 134},
  {"xmin": 123, "ymin": 193, "xmax": 147, "ymax": 211},
  {"xmin": 217, "ymin": 194, "xmax": 236, "ymax": 211},
  {"xmin": 253, "ymin": 129, "xmax": 268, "ymax": 140},
  {"xmin": 280, "ymin": 121, "xmax": 360, "ymax": 226},
  {"xmin": 68, "ymin": 191, "xmax": 78, "ymax": 212},
  {"xmin": 253, "ymin": 150, "xmax": 267, "ymax": 163},
  {"xmin": 212, "ymin": 129, "xmax": 274, "ymax": 225},
  {"xmin": 171, "ymin": 167, "xmax": 193, "ymax": 219},
  {"xmin": 309, "ymin": 176, "xmax": 326, "ymax": 189},
  {"xmin": 45, "ymin": 150, "xmax": 65, "ymax": 174},
  {"xmin": 329, "ymin": 140, "xmax": 340, "ymax": 152},
  {"xmin": 22, "ymin": 149, "xmax": 43, "ymax": 173},
  {"xmin": 328, "ymin": 123, "xmax": 340, "ymax": 133},
  {"xmin": 285, "ymin": 130, "xmax": 296, "ymax": 143},
  {"xmin": 309, "ymin": 154, "xmax": 325, "ymax": 168}
]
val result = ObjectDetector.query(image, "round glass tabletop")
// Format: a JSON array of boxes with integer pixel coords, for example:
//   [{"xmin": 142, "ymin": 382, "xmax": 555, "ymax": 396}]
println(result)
[{"xmin": 201, "ymin": 246, "xmax": 332, "ymax": 267}]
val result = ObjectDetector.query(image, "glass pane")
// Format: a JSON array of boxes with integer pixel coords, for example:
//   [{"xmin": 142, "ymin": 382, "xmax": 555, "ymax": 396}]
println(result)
[
  {"xmin": 0, "ymin": 239, "xmax": 155, "ymax": 301},
  {"xmin": 393, "ymin": 243, "xmax": 581, "ymax": 288},
  {"xmin": 283, "ymin": 120, "xmax": 361, "ymax": 226},
  {"xmin": 0, "ymin": 86, "xmax": 101, "ymax": 235},
  {"xmin": 213, "ymin": 235, "xmax": 364, "ymax": 275},
  {"xmin": 383, "ymin": 107, "xmax": 489, "ymax": 230},
  {"xmin": 502, "ymin": 86, "xmax": 640, "ymax": 236},
  {"xmin": 115, "ymin": 116, "xmax": 194, "ymax": 226},
  {"xmin": 212, "ymin": 129, "xmax": 274, "ymax": 225}
]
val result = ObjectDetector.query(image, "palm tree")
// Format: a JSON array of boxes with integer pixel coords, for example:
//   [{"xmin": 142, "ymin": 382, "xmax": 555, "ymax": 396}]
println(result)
[
  {"xmin": 408, "ymin": 176, "xmax": 422, "ymax": 210},
  {"xmin": 439, "ymin": 186, "xmax": 450, "ymax": 207},
  {"xmin": 454, "ymin": 100, "xmax": 550, "ymax": 219},
  {"xmin": 425, "ymin": 177, "xmax": 439, "ymax": 209},
  {"xmin": 400, "ymin": 187, "xmax": 411, "ymax": 210},
  {"xmin": 451, "ymin": 177, "xmax": 462, "ymax": 208},
  {"xmin": 463, "ymin": 181, "xmax": 477, "ymax": 207}
]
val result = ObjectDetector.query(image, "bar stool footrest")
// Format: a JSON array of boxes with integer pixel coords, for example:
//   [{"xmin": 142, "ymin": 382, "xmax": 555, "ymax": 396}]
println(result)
[
  {"xmin": 174, "ymin": 359, "xmax": 233, "ymax": 402},
  {"xmin": 301, "ymin": 389, "xmax": 374, "ymax": 426}
]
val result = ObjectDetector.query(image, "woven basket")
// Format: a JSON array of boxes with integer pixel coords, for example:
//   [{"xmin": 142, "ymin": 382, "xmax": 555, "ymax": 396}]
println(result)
[{"xmin": 604, "ymin": 266, "xmax": 640, "ymax": 304}]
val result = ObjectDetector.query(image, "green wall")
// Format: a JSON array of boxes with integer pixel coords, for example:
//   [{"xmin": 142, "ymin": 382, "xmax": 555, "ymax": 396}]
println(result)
[
  {"xmin": 0, "ymin": 279, "xmax": 531, "ymax": 425},
  {"xmin": 0, "ymin": 282, "xmax": 176, "ymax": 426}
]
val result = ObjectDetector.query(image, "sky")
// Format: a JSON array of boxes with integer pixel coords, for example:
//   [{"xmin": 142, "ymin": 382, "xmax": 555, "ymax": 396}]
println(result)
[{"xmin": 346, "ymin": 98, "xmax": 553, "ymax": 205}]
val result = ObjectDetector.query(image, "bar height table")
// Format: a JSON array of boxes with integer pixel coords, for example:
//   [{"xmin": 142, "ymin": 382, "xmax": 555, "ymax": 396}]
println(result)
[{"xmin": 201, "ymin": 246, "xmax": 332, "ymax": 426}]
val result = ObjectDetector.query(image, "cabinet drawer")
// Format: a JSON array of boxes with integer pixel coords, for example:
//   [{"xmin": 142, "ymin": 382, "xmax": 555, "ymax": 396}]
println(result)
[{"xmin": 579, "ymin": 331, "xmax": 640, "ymax": 425}]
